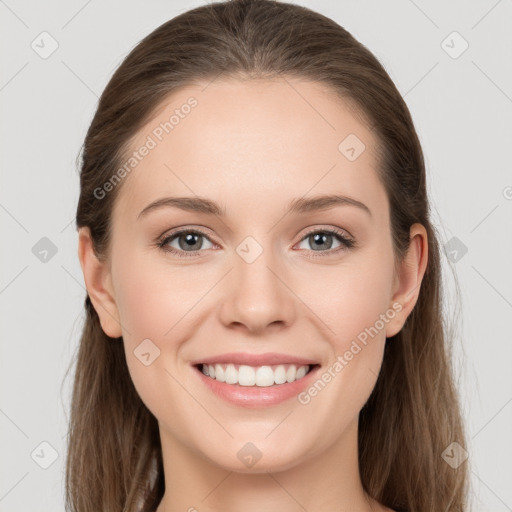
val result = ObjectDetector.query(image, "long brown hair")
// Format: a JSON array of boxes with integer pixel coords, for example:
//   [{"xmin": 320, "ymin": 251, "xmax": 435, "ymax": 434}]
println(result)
[{"xmin": 66, "ymin": 1, "xmax": 470, "ymax": 510}]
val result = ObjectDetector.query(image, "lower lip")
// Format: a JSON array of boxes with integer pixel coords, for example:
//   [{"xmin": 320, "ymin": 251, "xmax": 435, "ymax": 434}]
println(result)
[{"xmin": 193, "ymin": 364, "xmax": 321, "ymax": 408}]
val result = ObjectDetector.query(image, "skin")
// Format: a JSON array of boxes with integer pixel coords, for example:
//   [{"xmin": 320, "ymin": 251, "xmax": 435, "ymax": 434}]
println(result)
[{"xmin": 78, "ymin": 77, "xmax": 428, "ymax": 512}]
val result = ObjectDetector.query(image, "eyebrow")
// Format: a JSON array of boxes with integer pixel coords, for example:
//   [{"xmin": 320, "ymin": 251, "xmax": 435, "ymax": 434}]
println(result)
[{"xmin": 137, "ymin": 193, "xmax": 372, "ymax": 220}]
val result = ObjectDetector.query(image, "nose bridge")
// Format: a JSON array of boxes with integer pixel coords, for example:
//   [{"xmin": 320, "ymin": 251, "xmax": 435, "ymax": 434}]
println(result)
[
  {"xmin": 219, "ymin": 233, "xmax": 296, "ymax": 332},
  {"xmin": 236, "ymin": 234, "xmax": 279, "ymax": 292}
]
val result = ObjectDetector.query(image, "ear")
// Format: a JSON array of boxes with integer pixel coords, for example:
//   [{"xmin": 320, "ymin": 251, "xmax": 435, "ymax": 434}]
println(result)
[
  {"xmin": 77, "ymin": 227, "xmax": 123, "ymax": 339},
  {"xmin": 385, "ymin": 223, "xmax": 429, "ymax": 338}
]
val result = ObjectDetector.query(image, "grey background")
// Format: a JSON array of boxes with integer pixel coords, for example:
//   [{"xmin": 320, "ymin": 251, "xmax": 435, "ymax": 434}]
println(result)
[{"xmin": 1, "ymin": 0, "xmax": 511, "ymax": 510}]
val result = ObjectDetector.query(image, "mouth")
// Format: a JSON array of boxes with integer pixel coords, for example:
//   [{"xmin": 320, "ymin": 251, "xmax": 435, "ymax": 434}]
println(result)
[{"xmin": 193, "ymin": 363, "xmax": 321, "ymax": 387}]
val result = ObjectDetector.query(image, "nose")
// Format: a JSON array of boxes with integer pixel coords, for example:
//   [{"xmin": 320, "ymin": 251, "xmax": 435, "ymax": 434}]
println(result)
[{"xmin": 218, "ymin": 240, "xmax": 297, "ymax": 335}]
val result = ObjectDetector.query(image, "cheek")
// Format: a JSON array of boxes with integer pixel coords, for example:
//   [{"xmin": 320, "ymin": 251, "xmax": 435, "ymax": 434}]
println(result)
[
  {"xmin": 298, "ymin": 250, "xmax": 394, "ymax": 404},
  {"xmin": 305, "ymin": 256, "xmax": 394, "ymax": 349},
  {"xmin": 112, "ymin": 254, "xmax": 200, "ymax": 422},
  {"xmin": 292, "ymin": 272, "xmax": 392, "ymax": 435},
  {"xmin": 110, "ymin": 250, "xmax": 220, "ymax": 409},
  {"xmin": 112, "ymin": 247, "xmax": 208, "ymax": 345}
]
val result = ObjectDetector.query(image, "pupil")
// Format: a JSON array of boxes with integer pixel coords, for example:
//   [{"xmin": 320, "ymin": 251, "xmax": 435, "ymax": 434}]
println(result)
[
  {"xmin": 181, "ymin": 233, "xmax": 200, "ymax": 250},
  {"xmin": 312, "ymin": 233, "xmax": 332, "ymax": 250}
]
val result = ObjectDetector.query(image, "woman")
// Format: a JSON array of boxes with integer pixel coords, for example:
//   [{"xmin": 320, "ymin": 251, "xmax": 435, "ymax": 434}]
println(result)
[{"xmin": 66, "ymin": 0, "xmax": 469, "ymax": 510}]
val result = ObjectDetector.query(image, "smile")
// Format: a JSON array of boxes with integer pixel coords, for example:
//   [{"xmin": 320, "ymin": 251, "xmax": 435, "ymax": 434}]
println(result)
[
  {"xmin": 193, "ymin": 362, "xmax": 322, "ymax": 408},
  {"xmin": 197, "ymin": 363, "xmax": 317, "ymax": 387}
]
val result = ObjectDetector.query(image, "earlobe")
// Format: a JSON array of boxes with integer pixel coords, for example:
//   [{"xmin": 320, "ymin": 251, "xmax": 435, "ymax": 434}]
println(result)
[
  {"xmin": 77, "ymin": 227, "xmax": 123, "ymax": 339},
  {"xmin": 385, "ymin": 223, "xmax": 429, "ymax": 338}
]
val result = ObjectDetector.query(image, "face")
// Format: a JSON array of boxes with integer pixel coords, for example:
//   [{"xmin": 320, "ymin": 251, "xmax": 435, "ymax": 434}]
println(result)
[{"xmin": 81, "ymin": 77, "xmax": 422, "ymax": 474}]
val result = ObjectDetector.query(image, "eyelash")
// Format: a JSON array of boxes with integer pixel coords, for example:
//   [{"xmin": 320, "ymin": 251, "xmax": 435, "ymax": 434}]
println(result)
[{"xmin": 156, "ymin": 226, "xmax": 355, "ymax": 259}]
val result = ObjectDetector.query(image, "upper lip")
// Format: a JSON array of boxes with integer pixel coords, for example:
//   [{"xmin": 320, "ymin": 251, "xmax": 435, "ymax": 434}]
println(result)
[{"xmin": 191, "ymin": 352, "xmax": 319, "ymax": 367}]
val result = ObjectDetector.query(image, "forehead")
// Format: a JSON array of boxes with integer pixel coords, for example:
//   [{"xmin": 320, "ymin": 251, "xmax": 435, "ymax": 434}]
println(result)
[{"xmin": 114, "ymin": 77, "xmax": 385, "ymax": 222}]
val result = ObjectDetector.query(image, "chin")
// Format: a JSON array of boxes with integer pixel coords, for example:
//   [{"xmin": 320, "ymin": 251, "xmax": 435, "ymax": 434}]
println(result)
[{"xmin": 200, "ymin": 438, "xmax": 310, "ymax": 475}]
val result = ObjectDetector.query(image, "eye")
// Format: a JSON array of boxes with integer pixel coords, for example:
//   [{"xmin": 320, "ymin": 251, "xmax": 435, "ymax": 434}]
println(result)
[
  {"xmin": 295, "ymin": 228, "xmax": 355, "ymax": 256},
  {"xmin": 157, "ymin": 228, "xmax": 215, "ymax": 258}
]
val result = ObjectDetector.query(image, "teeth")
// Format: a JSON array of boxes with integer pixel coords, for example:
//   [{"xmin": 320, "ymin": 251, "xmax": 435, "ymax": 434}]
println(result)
[{"xmin": 200, "ymin": 363, "xmax": 312, "ymax": 386}]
